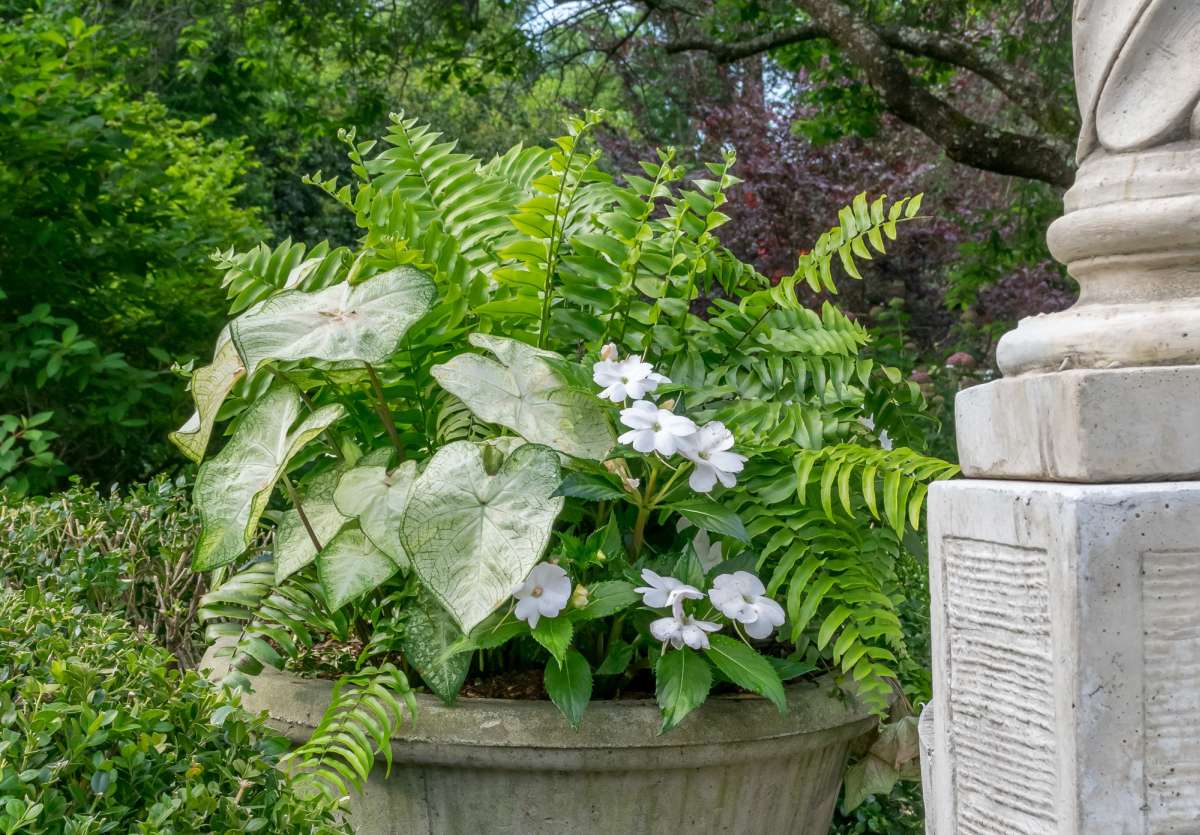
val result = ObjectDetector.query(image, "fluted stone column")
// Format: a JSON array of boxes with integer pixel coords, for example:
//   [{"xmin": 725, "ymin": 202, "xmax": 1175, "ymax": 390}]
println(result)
[{"xmin": 923, "ymin": 3, "xmax": 1200, "ymax": 833}]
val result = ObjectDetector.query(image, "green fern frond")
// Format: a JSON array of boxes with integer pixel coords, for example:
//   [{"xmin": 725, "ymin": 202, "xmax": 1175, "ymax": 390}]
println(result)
[
  {"xmin": 199, "ymin": 561, "xmax": 345, "ymax": 690},
  {"xmin": 213, "ymin": 239, "xmax": 350, "ymax": 315},
  {"xmin": 794, "ymin": 443, "xmax": 959, "ymax": 534},
  {"xmin": 479, "ymin": 143, "xmax": 553, "ymax": 197},
  {"xmin": 776, "ymin": 193, "xmax": 923, "ymax": 300},
  {"xmin": 371, "ymin": 112, "xmax": 522, "ymax": 261},
  {"xmin": 286, "ymin": 664, "xmax": 417, "ymax": 800}
]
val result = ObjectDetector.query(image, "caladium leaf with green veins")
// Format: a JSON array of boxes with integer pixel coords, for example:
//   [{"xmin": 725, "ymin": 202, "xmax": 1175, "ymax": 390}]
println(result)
[
  {"xmin": 317, "ymin": 526, "xmax": 400, "ymax": 610},
  {"xmin": 193, "ymin": 385, "xmax": 344, "ymax": 570},
  {"xmin": 398, "ymin": 586, "xmax": 470, "ymax": 705},
  {"xmin": 230, "ymin": 267, "xmax": 436, "ymax": 375},
  {"xmin": 430, "ymin": 333, "xmax": 615, "ymax": 460},
  {"xmin": 170, "ymin": 328, "xmax": 245, "ymax": 463},
  {"xmin": 400, "ymin": 441, "xmax": 564, "ymax": 633},
  {"xmin": 333, "ymin": 454, "xmax": 417, "ymax": 568},
  {"xmin": 276, "ymin": 468, "xmax": 350, "ymax": 583}
]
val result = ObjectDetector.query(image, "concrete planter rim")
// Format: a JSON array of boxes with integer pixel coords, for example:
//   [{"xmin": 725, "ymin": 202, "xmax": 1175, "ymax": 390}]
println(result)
[{"xmin": 203, "ymin": 641, "xmax": 879, "ymax": 772}]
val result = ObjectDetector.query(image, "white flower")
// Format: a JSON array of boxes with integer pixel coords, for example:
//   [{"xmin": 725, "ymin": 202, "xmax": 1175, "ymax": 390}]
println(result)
[
  {"xmin": 650, "ymin": 596, "xmax": 723, "ymax": 650},
  {"xmin": 708, "ymin": 571, "xmax": 786, "ymax": 640},
  {"xmin": 680, "ymin": 421, "xmax": 747, "ymax": 492},
  {"xmin": 618, "ymin": 400, "xmax": 697, "ymax": 456},
  {"xmin": 634, "ymin": 568, "xmax": 703, "ymax": 609},
  {"xmin": 593, "ymin": 353, "xmax": 670, "ymax": 403},
  {"xmin": 512, "ymin": 562, "xmax": 572, "ymax": 628}
]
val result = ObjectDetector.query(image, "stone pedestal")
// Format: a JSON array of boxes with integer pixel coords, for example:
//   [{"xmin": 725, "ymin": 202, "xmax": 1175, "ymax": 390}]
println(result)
[
  {"xmin": 926, "ymin": 481, "xmax": 1200, "ymax": 834},
  {"xmin": 923, "ymin": 3, "xmax": 1200, "ymax": 832}
]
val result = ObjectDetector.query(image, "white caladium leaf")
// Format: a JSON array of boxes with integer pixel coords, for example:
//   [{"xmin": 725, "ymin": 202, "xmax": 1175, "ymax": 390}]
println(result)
[
  {"xmin": 430, "ymin": 333, "xmax": 615, "ymax": 460},
  {"xmin": 275, "ymin": 467, "xmax": 350, "ymax": 583},
  {"xmin": 318, "ymin": 526, "xmax": 400, "ymax": 610},
  {"xmin": 231, "ymin": 267, "xmax": 435, "ymax": 375},
  {"xmin": 333, "ymin": 455, "xmax": 418, "ymax": 568},
  {"xmin": 169, "ymin": 328, "xmax": 246, "ymax": 463},
  {"xmin": 401, "ymin": 441, "xmax": 564, "ymax": 633},
  {"xmin": 193, "ymin": 385, "xmax": 344, "ymax": 570}
]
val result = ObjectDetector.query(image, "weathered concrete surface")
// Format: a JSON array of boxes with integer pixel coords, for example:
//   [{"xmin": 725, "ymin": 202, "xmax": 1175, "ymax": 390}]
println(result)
[
  {"xmin": 926, "ymin": 480, "xmax": 1200, "ymax": 835},
  {"xmin": 203, "ymin": 646, "xmax": 876, "ymax": 835},
  {"xmin": 955, "ymin": 366, "xmax": 1200, "ymax": 482}
]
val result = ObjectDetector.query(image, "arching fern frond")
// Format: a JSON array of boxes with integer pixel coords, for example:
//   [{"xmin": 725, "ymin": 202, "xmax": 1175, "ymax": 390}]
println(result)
[
  {"xmin": 285, "ymin": 664, "xmax": 417, "ymax": 800},
  {"xmin": 479, "ymin": 143, "xmax": 552, "ymax": 198},
  {"xmin": 772, "ymin": 192, "xmax": 923, "ymax": 302},
  {"xmin": 213, "ymin": 239, "xmax": 350, "ymax": 315},
  {"xmin": 794, "ymin": 444, "xmax": 959, "ymax": 534},
  {"xmin": 199, "ymin": 560, "xmax": 347, "ymax": 690}
]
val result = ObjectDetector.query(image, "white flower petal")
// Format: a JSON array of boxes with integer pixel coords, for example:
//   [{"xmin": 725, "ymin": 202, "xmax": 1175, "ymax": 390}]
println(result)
[{"xmin": 688, "ymin": 462, "xmax": 719, "ymax": 493}]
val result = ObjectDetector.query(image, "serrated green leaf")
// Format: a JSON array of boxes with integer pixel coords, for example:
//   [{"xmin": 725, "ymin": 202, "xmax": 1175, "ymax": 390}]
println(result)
[
  {"xmin": 532, "ymin": 615, "xmax": 573, "ymax": 666},
  {"xmin": 544, "ymin": 650, "xmax": 592, "ymax": 729},
  {"xmin": 703, "ymin": 634, "xmax": 786, "ymax": 714},
  {"xmin": 570, "ymin": 581, "xmax": 639, "ymax": 621},
  {"xmin": 655, "ymin": 648, "xmax": 713, "ymax": 732},
  {"xmin": 668, "ymin": 498, "xmax": 749, "ymax": 543}
]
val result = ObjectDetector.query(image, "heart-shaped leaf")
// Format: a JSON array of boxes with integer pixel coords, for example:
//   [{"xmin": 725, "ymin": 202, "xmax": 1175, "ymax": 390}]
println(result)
[
  {"xmin": 275, "ymin": 467, "xmax": 350, "ymax": 583},
  {"xmin": 170, "ymin": 328, "xmax": 245, "ymax": 463},
  {"xmin": 401, "ymin": 441, "xmax": 564, "ymax": 633},
  {"xmin": 317, "ymin": 526, "xmax": 400, "ymax": 610},
  {"xmin": 399, "ymin": 587, "xmax": 470, "ymax": 705},
  {"xmin": 430, "ymin": 333, "xmax": 615, "ymax": 460},
  {"xmin": 194, "ymin": 385, "xmax": 343, "ymax": 570},
  {"xmin": 333, "ymin": 455, "xmax": 417, "ymax": 568},
  {"xmin": 231, "ymin": 267, "xmax": 435, "ymax": 374}
]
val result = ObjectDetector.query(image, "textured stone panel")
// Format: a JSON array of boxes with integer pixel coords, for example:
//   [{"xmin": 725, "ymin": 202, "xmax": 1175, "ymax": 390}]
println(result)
[
  {"xmin": 1142, "ymin": 549, "xmax": 1200, "ymax": 830},
  {"xmin": 943, "ymin": 538, "xmax": 1057, "ymax": 834}
]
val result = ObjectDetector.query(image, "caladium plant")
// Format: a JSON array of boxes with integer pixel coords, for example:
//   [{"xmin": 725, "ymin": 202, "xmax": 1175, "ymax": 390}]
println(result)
[{"xmin": 181, "ymin": 112, "xmax": 957, "ymax": 803}]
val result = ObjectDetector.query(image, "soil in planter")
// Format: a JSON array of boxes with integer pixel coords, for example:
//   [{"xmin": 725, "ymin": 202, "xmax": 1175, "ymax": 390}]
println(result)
[{"xmin": 286, "ymin": 638, "xmax": 810, "ymax": 702}]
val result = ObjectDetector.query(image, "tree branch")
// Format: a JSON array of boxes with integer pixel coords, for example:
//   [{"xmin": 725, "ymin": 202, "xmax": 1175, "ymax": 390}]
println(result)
[
  {"xmin": 664, "ymin": 23, "xmax": 824, "ymax": 63},
  {"xmin": 658, "ymin": 3, "xmax": 1077, "ymax": 181},
  {"xmin": 792, "ymin": 0, "xmax": 1071, "ymax": 186},
  {"xmin": 877, "ymin": 24, "xmax": 1076, "ymax": 141}
]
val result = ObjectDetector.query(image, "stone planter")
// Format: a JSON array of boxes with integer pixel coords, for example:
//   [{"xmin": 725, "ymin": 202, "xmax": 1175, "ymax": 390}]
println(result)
[{"xmin": 202, "ymin": 646, "xmax": 876, "ymax": 835}]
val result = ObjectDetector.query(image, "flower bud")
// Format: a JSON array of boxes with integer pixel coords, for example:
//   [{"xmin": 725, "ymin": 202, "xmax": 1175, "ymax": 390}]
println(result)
[
  {"xmin": 570, "ymin": 584, "xmax": 589, "ymax": 609},
  {"xmin": 600, "ymin": 342, "xmax": 619, "ymax": 361}
]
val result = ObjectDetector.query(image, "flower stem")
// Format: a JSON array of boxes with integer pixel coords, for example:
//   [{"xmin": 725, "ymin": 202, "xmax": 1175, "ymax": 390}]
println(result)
[
  {"xmin": 365, "ymin": 362, "xmax": 405, "ymax": 461},
  {"xmin": 629, "ymin": 466, "xmax": 659, "ymax": 558}
]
